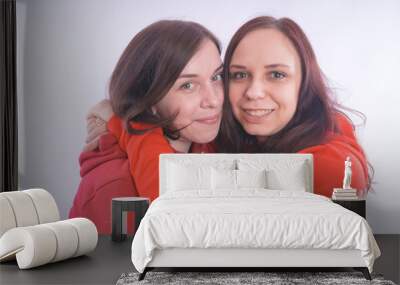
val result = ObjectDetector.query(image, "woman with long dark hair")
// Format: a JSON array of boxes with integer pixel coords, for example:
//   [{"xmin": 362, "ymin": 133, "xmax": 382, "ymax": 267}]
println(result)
[
  {"xmin": 217, "ymin": 16, "xmax": 370, "ymax": 197},
  {"xmin": 70, "ymin": 20, "xmax": 224, "ymax": 233}
]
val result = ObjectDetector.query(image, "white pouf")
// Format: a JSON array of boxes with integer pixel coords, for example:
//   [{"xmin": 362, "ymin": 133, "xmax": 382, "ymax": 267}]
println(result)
[{"xmin": 0, "ymin": 189, "xmax": 98, "ymax": 269}]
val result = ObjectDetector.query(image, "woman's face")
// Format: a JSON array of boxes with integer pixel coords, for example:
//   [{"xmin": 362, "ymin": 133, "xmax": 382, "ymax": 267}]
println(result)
[
  {"xmin": 155, "ymin": 39, "xmax": 224, "ymax": 144},
  {"xmin": 229, "ymin": 28, "xmax": 302, "ymax": 142}
]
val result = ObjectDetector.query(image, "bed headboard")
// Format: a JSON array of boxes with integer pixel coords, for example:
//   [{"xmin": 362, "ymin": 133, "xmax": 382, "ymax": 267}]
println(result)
[{"xmin": 159, "ymin": 153, "xmax": 314, "ymax": 195}]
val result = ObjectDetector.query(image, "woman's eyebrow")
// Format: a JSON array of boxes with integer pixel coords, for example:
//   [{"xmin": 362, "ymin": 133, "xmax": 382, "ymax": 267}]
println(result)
[
  {"xmin": 230, "ymin": 64, "xmax": 291, "ymax": 69},
  {"xmin": 264, "ymin": 64, "xmax": 290, "ymax": 68},
  {"xmin": 179, "ymin": 64, "xmax": 224, "ymax": 78},
  {"xmin": 214, "ymin": 64, "xmax": 223, "ymax": 73},
  {"xmin": 179, "ymin": 74, "xmax": 198, "ymax": 78},
  {"xmin": 230, "ymin": 64, "xmax": 246, "ymax": 69}
]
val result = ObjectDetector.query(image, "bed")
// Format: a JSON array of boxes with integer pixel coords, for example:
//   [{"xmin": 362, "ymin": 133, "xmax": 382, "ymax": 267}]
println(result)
[{"xmin": 130, "ymin": 154, "xmax": 380, "ymax": 280}]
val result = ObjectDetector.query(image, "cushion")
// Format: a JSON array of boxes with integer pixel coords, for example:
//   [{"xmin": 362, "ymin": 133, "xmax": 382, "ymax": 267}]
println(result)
[
  {"xmin": 238, "ymin": 159, "xmax": 307, "ymax": 191},
  {"xmin": 23, "ymin": 188, "xmax": 60, "ymax": 224},
  {"xmin": 0, "ymin": 196, "xmax": 16, "ymax": 237},
  {"xmin": 167, "ymin": 162, "xmax": 212, "ymax": 191},
  {"xmin": 0, "ymin": 189, "xmax": 59, "ymax": 237},
  {"xmin": 236, "ymin": 169, "xmax": 268, "ymax": 188},
  {"xmin": 0, "ymin": 191, "xmax": 39, "ymax": 228},
  {"xmin": 42, "ymin": 221, "xmax": 79, "ymax": 262},
  {"xmin": 266, "ymin": 163, "xmax": 307, "ymax": 191},
  {"xmin": 212, "ymin": 168, "xmax": 237, "ymax": 190}
]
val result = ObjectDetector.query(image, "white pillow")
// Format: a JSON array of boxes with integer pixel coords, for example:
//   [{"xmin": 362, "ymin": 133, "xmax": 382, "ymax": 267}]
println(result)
[
  {"xmin": 237, "ymin": 159, "xmax": 308, "ymax": 191},
  {"xmin": 266, "ymin": 162, "xmax": 307, "ymax": 191},
  {"xmin": 167, "ymin": 162, "xmax": 212, "ymax": 191},
  {"xmin": 236, "ymin": 169, "xmax": 268, "ymax": 189},
  {"xmin": 211, "ymin": 168, "xmax": 268, "ymax": 190},
  {"xmin": 211, "ymin": 168, "xmax": 237, "ymax": 190}
]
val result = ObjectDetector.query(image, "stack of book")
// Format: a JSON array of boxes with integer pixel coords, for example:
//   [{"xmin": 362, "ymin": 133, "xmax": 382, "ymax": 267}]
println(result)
[{"xmin": 332, "ymin": 188, "xmax": 359, "ymax": 200}]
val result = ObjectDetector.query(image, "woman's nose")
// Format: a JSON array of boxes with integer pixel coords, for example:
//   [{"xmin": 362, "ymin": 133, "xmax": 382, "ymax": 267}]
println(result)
[
  {"xmin": 200, "ymin": 84, "xmax": 222, "ymax": 108},
  {"xmin": 245, "ymin": 79, "xmax": 266, "ymax": 100}
]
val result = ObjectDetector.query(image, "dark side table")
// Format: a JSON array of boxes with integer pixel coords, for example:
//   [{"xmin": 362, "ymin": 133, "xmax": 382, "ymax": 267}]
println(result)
[
  {"xmin": 332, "ymin": 199, "xmax": 366, "ymax": 218},
  {"xmin": 112, "ymin": 197, "xmax": 150, "ymax": 242}
]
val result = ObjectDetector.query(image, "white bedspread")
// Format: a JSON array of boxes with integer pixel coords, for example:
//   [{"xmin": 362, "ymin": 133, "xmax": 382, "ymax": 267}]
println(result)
[{"xmin": 131, "ymin": 190, "xmax": 380, "ymax": 273}]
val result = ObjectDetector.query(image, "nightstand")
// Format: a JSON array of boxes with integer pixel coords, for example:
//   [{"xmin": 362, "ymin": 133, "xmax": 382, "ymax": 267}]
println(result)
[
  {"xmin": 111, "ymin": 197, "xmax": 150, "ymax": 242},
  {"xmin": 332, "ymin": 199, "xmax": 366, "ymax": 218}
]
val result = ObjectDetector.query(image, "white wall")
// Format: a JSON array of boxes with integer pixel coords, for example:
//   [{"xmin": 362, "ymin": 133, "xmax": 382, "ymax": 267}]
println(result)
[{"xmin": 16, "ymin": 0, "xmax": 400, "ymax": 233}]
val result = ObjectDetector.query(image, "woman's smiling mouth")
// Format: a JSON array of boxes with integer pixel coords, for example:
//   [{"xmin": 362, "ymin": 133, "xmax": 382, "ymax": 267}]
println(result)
[
  {"xmin": 243, "ymin": 108, "xmax": 274, "ymax": 117},
  {"xmin": 241, "ymin": 108, "xmax": 275, "ymax": 123},
  {"xmin": 196, "ymin": 113, "xmax": 221, "ymax": 124}
]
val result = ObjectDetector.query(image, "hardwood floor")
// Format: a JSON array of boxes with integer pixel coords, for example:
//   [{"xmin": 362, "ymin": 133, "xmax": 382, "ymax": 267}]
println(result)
[
  {"xmin": 374, "ymin": 234, "xmax": 400, "ymax": 284},
  {"xmin": 0, "ymin": 235, "xmax": 398, "ymax": 284}
]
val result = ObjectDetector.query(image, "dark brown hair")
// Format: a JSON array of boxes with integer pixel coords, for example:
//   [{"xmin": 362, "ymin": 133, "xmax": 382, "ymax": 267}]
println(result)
[
  {"xmin": 216, "ymin": 16, "xmax": 373, "ymax": 188},
  {"xmin": 109, "ymin": 20, "xmax": 220, "ymax": 138}
]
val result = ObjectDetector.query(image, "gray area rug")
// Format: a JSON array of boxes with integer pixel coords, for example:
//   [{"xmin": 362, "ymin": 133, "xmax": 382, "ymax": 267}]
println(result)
[{"xmin": 116, "ymin": 271, "xmax": 396, "ymax": 285}]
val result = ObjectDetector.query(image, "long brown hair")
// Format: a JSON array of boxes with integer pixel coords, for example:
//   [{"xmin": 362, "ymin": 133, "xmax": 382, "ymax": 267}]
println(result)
[
  {"xmin": 216, "ymin": 16, "xmax": 373, "ymax": 189},
  {"xmin": 218, "ymin": 16, "xmax": 343, "ymax": 153},
  {"xmin": 109, "ymin": 20, "xmax": 220, "ymax": 138}
]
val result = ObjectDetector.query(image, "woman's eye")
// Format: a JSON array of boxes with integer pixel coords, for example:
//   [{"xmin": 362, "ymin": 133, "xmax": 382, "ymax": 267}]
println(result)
[
  {"xmin": 270, "ymin": 71, "xmax": 286, "ymax": 80},
  {"xmin": 212, "ymin": 73, "xmax": 223, "ymax": 81},
  {"xmin": 180, "ymin": 82, "xmax": 194, "ymax": 90},
  {"xmin": 230, "ymin": 71, "xmax": 248, "ymax": 80}
]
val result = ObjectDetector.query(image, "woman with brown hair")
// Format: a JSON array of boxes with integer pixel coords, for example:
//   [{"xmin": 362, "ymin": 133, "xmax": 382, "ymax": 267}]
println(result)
[
  {"xmin": 216, "ymin": 16, "xmax": 370, "ymax": 197},
  {"xmin": 69, "ymin": 20, "xmax": 224, "ymax": 233},
  {"xmin": 80, "ymin": 16, "xmax": 370, "ymax": 211}
]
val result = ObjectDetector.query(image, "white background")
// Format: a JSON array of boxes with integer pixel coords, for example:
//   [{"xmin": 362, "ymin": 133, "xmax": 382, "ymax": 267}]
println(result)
[{"xmin": 16, "ymin": 0, "xmax": 400, "ymax": 233}]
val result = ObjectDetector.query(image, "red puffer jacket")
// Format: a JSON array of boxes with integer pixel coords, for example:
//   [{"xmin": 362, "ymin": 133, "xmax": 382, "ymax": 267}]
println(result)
[{"xmin": 69, "ymin": 133, "xmax": 137, "ymax": 234}]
